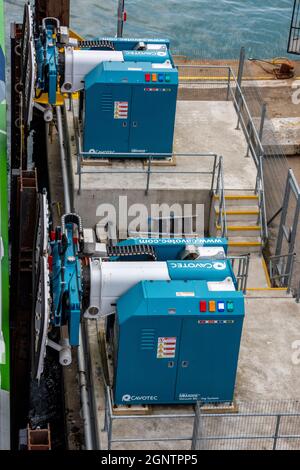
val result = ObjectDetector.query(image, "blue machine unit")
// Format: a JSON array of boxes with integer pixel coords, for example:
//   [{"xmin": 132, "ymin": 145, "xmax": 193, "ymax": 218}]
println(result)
[
  {"xmin": 84, "ymin": 42, "xmax": 178, "ymax": 156},
  {"xmin": 111, "ymin": 236, "xmax": 245, "ymax": 405},
  {"xmin": 114, "ymin": 280, "xmax": 245, "ymax": 405},
  {"xmin": 48, "ymin": 225, "xmax": 245, "ymax": 405},
  {"xmin": 34, "ymin": 21, "xmax": 178, "ymax": 158}
]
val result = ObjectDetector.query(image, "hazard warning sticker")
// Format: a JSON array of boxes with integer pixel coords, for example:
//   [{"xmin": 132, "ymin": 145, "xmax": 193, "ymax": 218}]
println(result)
[
  {"xmin": 157, "ymin": 337, "xmax": 177, "ymax": 359},
  {"xmin": 114, "ymin": 101, "xmax": 128, "ymax": 119}
]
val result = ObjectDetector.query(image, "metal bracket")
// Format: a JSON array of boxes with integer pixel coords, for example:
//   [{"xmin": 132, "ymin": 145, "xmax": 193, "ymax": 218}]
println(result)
[
  {"xmin": 47, "ymin": 338, "xmax": 72, "ymax": 367},
  {"xmin": 33, "ymin": 102, "xmax": 53, "ymax": 122}
]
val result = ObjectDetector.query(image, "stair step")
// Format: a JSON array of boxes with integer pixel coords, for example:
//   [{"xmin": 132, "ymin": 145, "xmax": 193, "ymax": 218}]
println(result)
[
  {"xmin": 216, "ymin": 224, "xmax": 261, "ymax": 231},
  {"xmin": 215, "ymin": 205, "xmax": 259, "ymax": 214},
  {"xmin": 228, "ymin": 236, "xmax": 262, "ymax": 245},
  {"xmin": 214, "ymin": 195, "xmax": 259, "ymax": 207},
  {"xmin": 214, "ymin": 194, "xmax": 258, "ymax": 200},
  {"xmin": 220, "ymin": 190, "xmax": 257, "ymax": 196},
  {"xmin": 215, "ymin": 207, "xmax": 259, "ymax": 223},
  {"xmin": 228, "ymin": 237, "xmax": 263, "ymax": 254},
  {"xmin": 216, "ymin": 225, "xmax": 261, "ymax": 237}
]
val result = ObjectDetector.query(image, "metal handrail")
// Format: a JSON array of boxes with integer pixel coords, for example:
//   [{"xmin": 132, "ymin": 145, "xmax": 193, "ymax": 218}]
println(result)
[
  {"xmin": 255, "ymin": 155, "xmax": 268, "ymax": 243},
  {"xmin": 104, "ymin": 387, "xmax": 195, "ymax": 450},
  {"xmin": 75, "ymin": 132, "xmax": 219, "ymax": 195},
  {"xmin": 229, "ymin": 254, "xmax": 251, "ymax": 294},
  {"xmin": 213, "ymin": 156, "xmax": 227, "ymax": 238},
  {"xmin": 178, "ymin": 64, "xmax": 265, "ymax": 161},
  {"xmin": 269, "ymin": 252, "xmax": 296, "ymax": 292},
  {"xmin": 178, "ymin": 64, "xmax": 268, "ymax": 246}
]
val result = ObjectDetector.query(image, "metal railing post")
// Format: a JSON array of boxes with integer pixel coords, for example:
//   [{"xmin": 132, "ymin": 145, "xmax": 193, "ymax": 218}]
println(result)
[
  {"xmin": 297, "ymin": 279, "xmax": 300, "ymax": 303},
  {"xmin": 226, "ymin": 67, "xmax": 231, "ymax": 101},
  {"xmin": 210, "ymin": 154, "xmax": 218, "ymax": 194},
  {"xmin": 258, "ymin": 154, "xmax": 268, "ymax": 242},
  {"xmin": 259, "ymin": 103, "xmax": 267, "ymax": 143},
  {"xmin": 287, "ymin": 253, "xmax": 296, "ymax": 294},
  {"xmin": 145, "ymin": 156, "xmax": 152, "ymax": 195},
  {"xmin": 191, "ymin": 404, "xmax": 199, "ymax": 450},
  {"xmin": 117, "ymin": 0, "xmax": 125, "ymax": 37},
  {"xmin": 78, "ymin": 162, "xmax": 82, "ymax": 195},
  {"xmin": 235, "ymin": 47, "xmax": 245, "ymax": 130},
  {"xmin": 237, "ymin": 47, "xmax": 246, "ymax": 90},
  {"xmin": 257, "ymin": 102, "xmax": 267, "ymax": 161},
  {"xmin": 245, "ymin": 125, "xmax": 252, "ymax": 158},
  {"xmin": 273, "ymin": 414, "xmax": 281, "ymax": 450},
  {"xmin": 235, "ymin": 94, "xmax": 243, "ymax": 130}
]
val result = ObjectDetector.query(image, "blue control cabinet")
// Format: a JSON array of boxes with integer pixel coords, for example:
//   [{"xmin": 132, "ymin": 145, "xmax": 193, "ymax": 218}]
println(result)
[
  {"xmin": 114, "ymin": 280, "xmax": 245, "ymax": 405},
  {"xmin": 84, "ymin": 61, "xmax": 178, "ymax": 156}
]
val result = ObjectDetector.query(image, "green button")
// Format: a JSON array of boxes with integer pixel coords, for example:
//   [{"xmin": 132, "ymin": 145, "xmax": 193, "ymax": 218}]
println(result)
[
  {"xmin": 165, "ymin": 74, "xmax": 171, "ymax": 82},
  {"xmin": 227, "ymin": 301, "xmax": 234, "ymax": 313}
]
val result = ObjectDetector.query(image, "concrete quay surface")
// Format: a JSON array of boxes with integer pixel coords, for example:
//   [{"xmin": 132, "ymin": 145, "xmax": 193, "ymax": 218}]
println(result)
[{"xmin": 67, "ymin": 99, "xmax": 256, "ymax": 230}]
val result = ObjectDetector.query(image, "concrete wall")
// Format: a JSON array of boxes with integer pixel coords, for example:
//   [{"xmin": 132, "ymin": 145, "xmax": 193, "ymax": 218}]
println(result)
[{"xmin": 73, "ymin": 187, "xmax": 211, "ymax": 238}]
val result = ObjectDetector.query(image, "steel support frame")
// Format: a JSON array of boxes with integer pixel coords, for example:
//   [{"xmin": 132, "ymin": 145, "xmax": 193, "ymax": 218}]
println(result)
[{"xmin": 275, "ymin": 170, "xmax": 300, "ymax": 282}]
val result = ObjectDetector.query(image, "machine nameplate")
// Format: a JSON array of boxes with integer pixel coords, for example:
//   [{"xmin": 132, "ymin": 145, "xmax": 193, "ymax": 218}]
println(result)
[
  {"xmin": 176, "ymin": 292, "xmax": 195, "ymax": 297},
  {"xmin": 198, "ymin": 320, "xmax": 235, "ymax": 325},
  {"xmin": 170, "ymin": 261, "xmax": 227, "ymax": 270},
  {"xmin": 144, "ymin": 88, "xmax": 172, "ymax": 92},
  {"xmin": 138, "ymin": 238, "xmax": 225, "ymax": 245}
]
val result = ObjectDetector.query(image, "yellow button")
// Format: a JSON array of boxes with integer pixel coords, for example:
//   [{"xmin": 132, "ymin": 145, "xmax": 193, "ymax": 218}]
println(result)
[
  {"xmin": 152, "ymin": 73, "xmax": 157, "ymax": 82},
  {"xmin": 209, "ymin": 301, "xmax": 216, "ymax": 312}
]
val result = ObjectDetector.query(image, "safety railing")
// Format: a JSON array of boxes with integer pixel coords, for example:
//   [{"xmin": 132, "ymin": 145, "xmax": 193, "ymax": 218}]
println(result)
[
  {"xmin": 103, "ymin": 387, "xmax": 195, "ymax": 450},
  {"xmin": 211, "ymin": 155, "xmax": 227, "ymax": 238},
  {"xmin": 255, "ymin": 156, "xmax": 268, "ymax": 244},
  {"xmin": 178, "ymin": 64, "xmax": 268, "ymax": 244},
  {"xmin": 178, "ymin": 64, "xmax": 264, "ymax": 165},
  {"xmin": 229, "ymin": 254, "xmax": 250, "ymax": 294},
  {"xmin": 192, "ymin": 400, "xmax": 300, "ymax": 450},
  {"xmin": 75, "ymin": 132, "xmax": 219, "ymax": 195},
  {"xmin": 269, "ymin": 253, "xmax": 296, "ymax": 292}
]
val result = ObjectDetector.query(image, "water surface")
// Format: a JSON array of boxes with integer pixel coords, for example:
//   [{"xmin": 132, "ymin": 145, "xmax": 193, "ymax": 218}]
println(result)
[{"xmin": 5, "ymin": 0, "xmax": 296, "ymax": 59}]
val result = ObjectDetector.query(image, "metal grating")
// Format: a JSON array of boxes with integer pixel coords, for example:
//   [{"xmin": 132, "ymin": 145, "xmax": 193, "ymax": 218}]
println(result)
[{"xmin": 288, "ymin": 0, "xmax": 300, "ymax": 54}]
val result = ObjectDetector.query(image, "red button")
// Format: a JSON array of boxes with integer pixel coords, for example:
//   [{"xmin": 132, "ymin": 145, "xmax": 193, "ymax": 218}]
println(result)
[
  {"xmin": 200, "ymin": 301, "xmax": 207, "ymax": 313},
  {"xmin": 145, "ymin": 73, "xmax": 151, "ymax": 82}
]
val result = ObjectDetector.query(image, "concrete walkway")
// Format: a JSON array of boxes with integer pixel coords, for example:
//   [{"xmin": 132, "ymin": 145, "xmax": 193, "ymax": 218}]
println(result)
[
  {"xmin": 69, "ymin": 100, "xmax": 257, "ymax": 196},
  {"xmin": 237, "ymin": 291, "xmax": 300, "ymax": 401},
  {"xmin": 174, "ymin": 101, "xmax": 257, "ymax": 189}
]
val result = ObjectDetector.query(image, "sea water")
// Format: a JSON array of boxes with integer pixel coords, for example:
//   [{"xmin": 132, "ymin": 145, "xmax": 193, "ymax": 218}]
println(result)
[{"xmin": 5, "ymin": 0, "xmax": 296, "ymax": 59}]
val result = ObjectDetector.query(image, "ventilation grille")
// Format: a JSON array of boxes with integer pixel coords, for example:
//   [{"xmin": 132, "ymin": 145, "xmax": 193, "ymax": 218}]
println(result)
[
  {"xmin": 140, "ymin": 329, "xmax": 156, "ymax": 351},
  {"xmin": 101, "ymin": 93, "xmax": 113, "ymax": 112}
]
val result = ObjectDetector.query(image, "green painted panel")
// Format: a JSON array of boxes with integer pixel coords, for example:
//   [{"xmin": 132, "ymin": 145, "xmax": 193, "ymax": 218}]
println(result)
[{"xmin": 0, "ymin": 0, "xmax": 9, "ymax": 393}]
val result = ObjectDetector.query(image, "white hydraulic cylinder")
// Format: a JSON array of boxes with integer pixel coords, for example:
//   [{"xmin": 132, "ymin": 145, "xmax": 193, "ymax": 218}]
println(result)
[
  {"xmin": 84, "ymin": 260, "xmax": 170, "ymax": 318},
  {"xmin": 61, "ymin": 48, "xmax": 124, "ymax": 93}
]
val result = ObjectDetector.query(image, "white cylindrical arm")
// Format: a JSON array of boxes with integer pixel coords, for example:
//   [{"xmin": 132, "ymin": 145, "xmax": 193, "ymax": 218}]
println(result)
[{"xmin": 84, "ymin": 260, "xmax": 170, "ymax": 318}]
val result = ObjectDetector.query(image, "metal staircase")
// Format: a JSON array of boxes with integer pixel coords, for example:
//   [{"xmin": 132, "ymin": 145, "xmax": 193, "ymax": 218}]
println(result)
[{"xmin": 212, "ymin": 191, "xmax": 264, "ymax": 255}]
